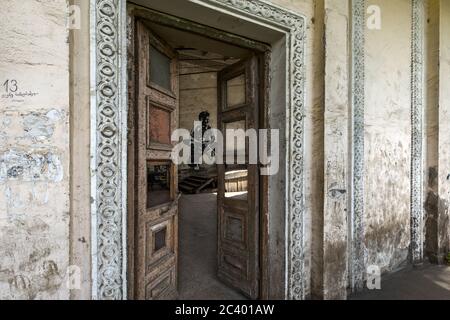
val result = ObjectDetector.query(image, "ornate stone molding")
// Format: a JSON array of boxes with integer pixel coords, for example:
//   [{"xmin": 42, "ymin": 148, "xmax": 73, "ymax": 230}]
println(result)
[
  {"xmin": 91, "ymin": 0, "xmax": 306, "ymax": 300},
  {"xmin": 410, "ymin": 0, "xmax": 425, "ymax": 265},
  {"xmin": 91, "ymin": 0, "xmax": 128, "ymax": 300},
  {"xmin": 203, "ymin": 0, "xmax": 307, "ymax": 300},
  {"xmin": 350, "ymin": 0, "xmax": 366, "ymax": 292}
]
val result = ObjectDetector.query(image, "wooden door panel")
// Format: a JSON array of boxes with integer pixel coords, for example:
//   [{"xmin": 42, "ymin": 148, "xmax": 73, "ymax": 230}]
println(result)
[
  {"xmin": 221, "ymin": 206, "xmax": 248, "ymax": 249},
  {"xmin": 145, "ymin": 266, "xmax": 177, "ymax": 299},
  {"xmin": 136, "ymin": 183, "xmax": 179, "ymax": 300},
  {"xmin": 146, "ymin": 150, "xmax": 172, "ymax": 160},
  {"xmin": 148, "ymin": 104, "xmax": 172, "ymax": 146},
  {"xmin": 219, "ymin": 249, "xmax": 248, "ymax": 279},
  {"xmin": 148, "ymin": 88, "xmax": 177, "ymax": 107},
  {"xmin": 135, "ymin": 20, "xmax": 179, "ymax": 300},
  {"xmin": 217, "ymin": 57, "xmax": 259, "ymax": 299},
  {"xmin": 144, "ymin": 213, "xmax": 176, "ymax": 271}
]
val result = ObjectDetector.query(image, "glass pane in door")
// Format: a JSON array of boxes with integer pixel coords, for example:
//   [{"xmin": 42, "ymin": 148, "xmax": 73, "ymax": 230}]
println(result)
[
  {"xmin": 224, "ymin": 167, "xmax": 248, "ymax": 201},
  {"xmin": 150, "ymin": 45, "xmax": 171, "ymax": 91},
  {"xmin": 225, "ymin": 120, "xmax": 247, "ymax": 164},
  {"xmin": 147, "ymin": 163, "xmax": 171, "ymax": 208}
]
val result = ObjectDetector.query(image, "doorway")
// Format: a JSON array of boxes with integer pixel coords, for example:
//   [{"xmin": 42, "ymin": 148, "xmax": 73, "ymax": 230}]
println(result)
[
  {"xmin": 91, "ymin": 0, "xmax": 307, "ymax": 300},
  {"xmin": 127, "ymin": 7, "xmax": 269, "ymax": 300},
  {"xmin": 177, "ymin": 47, "xmax": 261, "ymax": 300}
]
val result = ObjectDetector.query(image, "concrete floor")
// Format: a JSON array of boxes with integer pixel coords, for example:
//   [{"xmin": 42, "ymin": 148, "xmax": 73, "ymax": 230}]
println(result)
[
  {"xmin": 178, "ymin": 193, "xmax": 246, "ymax": 300},
  {"xmin": 350, "ymin": 263, "xmax": 450, "ymax": 300},
  {"xmin": 178, "ymin": 193, "xmax": 450, "ymax": 301}
]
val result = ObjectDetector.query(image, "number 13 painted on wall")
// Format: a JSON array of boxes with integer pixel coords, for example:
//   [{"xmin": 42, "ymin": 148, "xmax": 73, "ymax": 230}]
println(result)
[{"xmin": 3, "ymin": 79, "xmax": 18, "ymax": 93}]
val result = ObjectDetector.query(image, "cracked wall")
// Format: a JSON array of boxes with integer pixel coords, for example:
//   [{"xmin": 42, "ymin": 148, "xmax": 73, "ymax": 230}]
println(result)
[{"xmin": 0, "ymin": 0, "xmax": 70, "ymax": 299}]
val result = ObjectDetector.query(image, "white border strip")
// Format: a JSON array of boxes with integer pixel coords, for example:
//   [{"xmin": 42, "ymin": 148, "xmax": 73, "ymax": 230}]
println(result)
[{"xmin": 89, "ymin": 0, "xmax": 98, "ymax": 300}]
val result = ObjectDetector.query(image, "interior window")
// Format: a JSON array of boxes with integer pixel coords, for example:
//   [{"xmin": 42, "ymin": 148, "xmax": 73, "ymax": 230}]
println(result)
[{"xmin": 150, "ymin": 44, "xmax": 172, "ymax": 91}]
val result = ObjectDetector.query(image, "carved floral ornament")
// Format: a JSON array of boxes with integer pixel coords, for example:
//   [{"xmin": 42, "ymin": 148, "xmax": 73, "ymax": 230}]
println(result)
[{"xmin": 91, "ymin": 0, "xmax": 126, "ymax": 300}]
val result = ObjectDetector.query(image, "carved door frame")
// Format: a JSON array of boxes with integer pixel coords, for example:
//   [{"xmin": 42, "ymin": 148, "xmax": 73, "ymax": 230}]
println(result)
[{"xmin": 90, "ymin": 0, "xmax": 307, "ymax": 300}]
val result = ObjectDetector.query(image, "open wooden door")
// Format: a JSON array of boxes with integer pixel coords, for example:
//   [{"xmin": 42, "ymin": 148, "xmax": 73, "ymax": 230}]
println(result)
[
  {"xmin": 217, "ymin": 57, "xmax": 260, "ymax": 299},
  {"xmin": 134, "ymin": 20, "xmax": 179, "ymax": 300}
]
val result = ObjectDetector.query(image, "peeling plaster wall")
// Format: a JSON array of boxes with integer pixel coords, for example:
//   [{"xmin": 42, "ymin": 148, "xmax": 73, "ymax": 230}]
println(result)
[
  {"xmin": 425, "ymin": 0, "xmax": 440, "ymax": 260},
  {"xmin": 322, "ymin": 0, "xmax": 349, "ymax": 300},
  {"xmin": 364, "ymin": 0, "xmax": 412, "ymax": 272},
  {"xmin": 437, "ymin": 0, "xmax": 450, "ymax": 258},
  {"xmin": 426, "ymin": 0, "xmax": 450, "ymax": 264},
  {"xmin": 0, "ymin": 0, "xmax": 70, "ymax": 299}
]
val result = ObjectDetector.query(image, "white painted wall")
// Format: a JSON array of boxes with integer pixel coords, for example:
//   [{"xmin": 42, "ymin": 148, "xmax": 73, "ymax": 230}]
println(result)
[
  {"xmin": 438, "ymin": 0, "xmax": 450, "ymax": 257},
  {"xmin": 364, "ymin": 0, "xmax": 412, "ymax": 273},
  {"xmin": 322, "ymin": 0, "xmax": 349, "ymax": 300},
  {"xmin": 0, "ymin": 0, "xmax": 70, "ymax": 299}
]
